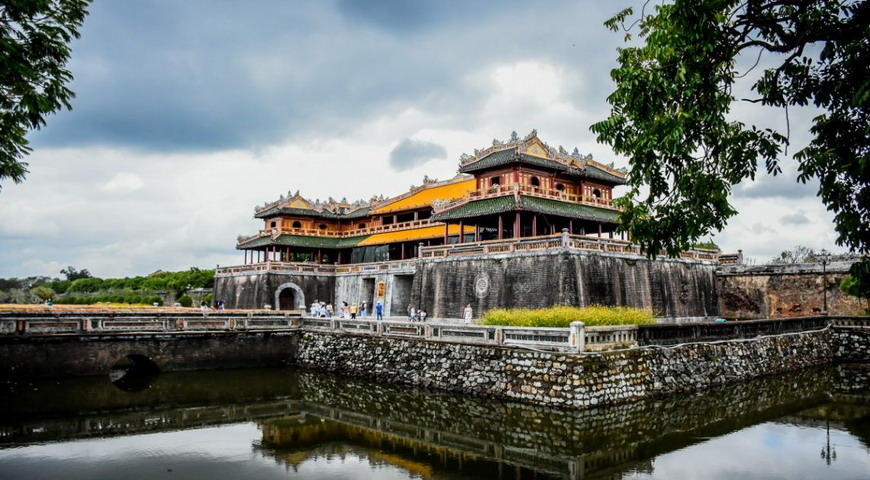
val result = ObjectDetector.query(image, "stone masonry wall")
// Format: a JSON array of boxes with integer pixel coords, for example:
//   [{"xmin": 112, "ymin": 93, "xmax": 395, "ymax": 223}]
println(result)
[
  {"xmin": 214, "ymin": 272, "xmax": 334, "ymax": 310},
  {"xmin": 295, "ymin": 329, "xmax": 832, "ymax": 410},
  {"xmin": 717, "ymin": 262, "xmax": 863, "ymax": 319},
  {"xmin": 410, "ymin": 250, "xmax": 718, "ymax": 319},
  {"xmin": 832, "ymin": 327, "xmax": 870, "ymax": 363}
]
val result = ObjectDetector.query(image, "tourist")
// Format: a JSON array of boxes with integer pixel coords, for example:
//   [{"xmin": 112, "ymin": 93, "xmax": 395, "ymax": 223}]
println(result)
[
  {"xmin": 408, "ymin": 305, "xmax": 416, "ymax": 321},
  {"xmin": 342, "ymin": 301, "xmax": 350, "ymax": 319},
  {"xmin": 326, "ymin": 303, "xmax": 334, "ymax": 317},
  {"xmin": 350, "ymin": 303, "xmax": 358, "ymax": 319},
  {"xmin": 420, "ymin": 309, "xmax": 427, "ymax": 322},
  {"xmin": 375, "ymin": 301, "xmax": 383, "ymax": 320},
  {"xmin": 464, "ymin": 304, "xmax": 473, "ymax": 323},
  {"xmin": 310, "ymin": 301, "xmax": 319, "ymax": 317},
  {"xmin": 217, "ymin": 300, "xmax": 225, "ymax": 310},
  {"xmin": 360, "ymin": 302, "xmax": 368, "ymax": 318},
  {"xmin": 199, "ymin": 301, "xmax": 209, "ymax": 311}
]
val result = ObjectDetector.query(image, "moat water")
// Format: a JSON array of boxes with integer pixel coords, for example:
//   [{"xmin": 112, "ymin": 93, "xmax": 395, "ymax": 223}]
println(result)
[{"xmin": 1, "ymin": 365, "xmax": 868, "ymax": 480}]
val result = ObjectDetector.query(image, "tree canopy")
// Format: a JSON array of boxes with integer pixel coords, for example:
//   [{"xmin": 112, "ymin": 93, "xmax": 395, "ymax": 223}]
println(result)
[
  {"xmin": 0, "ymin": 0, "xmax": 90, "ymax": 190},
  {"xmin": 591, "ymin": 1, "xmax": 868, "ymax": 264}
]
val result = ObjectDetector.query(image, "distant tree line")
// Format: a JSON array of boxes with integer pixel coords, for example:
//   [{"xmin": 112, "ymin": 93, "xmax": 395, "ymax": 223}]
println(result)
[{"xmin": 0, "ymin": 267, "xmax": 214, "ymax": 305}]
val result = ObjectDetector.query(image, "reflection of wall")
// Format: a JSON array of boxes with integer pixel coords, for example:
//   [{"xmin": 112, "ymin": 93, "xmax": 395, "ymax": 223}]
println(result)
[{"xmin": 259, "ymin": 366, "xmax": 853, "ymax": 479}]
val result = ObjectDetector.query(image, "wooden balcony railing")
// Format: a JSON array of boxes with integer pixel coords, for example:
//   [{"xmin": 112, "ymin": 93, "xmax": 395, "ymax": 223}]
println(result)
[
  {"xmin": 418, "ymin": 232, "xmax": 723, "ymax": 262},
  {"xmin": 437, "ymin": 183, "xmax": 617, "ymax": 213}
]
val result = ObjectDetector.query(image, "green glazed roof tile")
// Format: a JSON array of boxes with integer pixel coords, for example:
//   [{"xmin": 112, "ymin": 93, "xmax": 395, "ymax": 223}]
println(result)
[
  {"xmin": 431, "ymin": 194, "xmax": 620, "ymax": 223},
  {"xmin": 238, "ymin": 234, "xmax": 370, "ymax": 249}
]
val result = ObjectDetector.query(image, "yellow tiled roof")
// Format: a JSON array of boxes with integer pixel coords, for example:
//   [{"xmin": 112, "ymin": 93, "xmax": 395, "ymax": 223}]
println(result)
[
  {"xmin": 370, "ymin": 178, "xmax": 475, "ymax": 214},
  {"xmin": 358, "ymin": 224, "xmax": 475, "ymax": 246}
]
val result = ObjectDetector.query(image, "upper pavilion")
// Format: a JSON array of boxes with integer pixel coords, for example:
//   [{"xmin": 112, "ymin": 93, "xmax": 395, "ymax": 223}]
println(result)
[{"xmin": 235, "ymin": 130, "xmax": 627, "ymax": 265}]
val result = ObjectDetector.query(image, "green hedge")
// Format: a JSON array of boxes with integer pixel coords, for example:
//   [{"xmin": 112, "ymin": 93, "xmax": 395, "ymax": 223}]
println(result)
[
  {"xmin": 55, "ymin": 294, "xmax": 163, "ymax": 306},
  {"xmin": 59, "ymin": 268, "xmax": 214, "ymax": 295},
  {"xmin": 481, "ymin": 305, "xmax": 654, "ymax": 327}
]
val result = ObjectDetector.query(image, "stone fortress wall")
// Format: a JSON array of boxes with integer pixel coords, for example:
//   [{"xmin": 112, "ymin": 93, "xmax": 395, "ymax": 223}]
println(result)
[
  {"xmin": 411, "ymin": 250, "xmax": 718, "ymax": 319},
  {"xmin": 215, "ymin": 249, "xmax": 720, "ymax": 318},
  {"xmin": 718, "ymin": 261, "xmax": 864, "ymax": 319},
  {"xmin": 295, "ymin": 327, "xmax": 852, "ymax": 410}
]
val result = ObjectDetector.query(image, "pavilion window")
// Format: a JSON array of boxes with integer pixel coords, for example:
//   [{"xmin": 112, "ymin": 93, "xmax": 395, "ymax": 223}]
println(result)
[
  {"xmin": 292, "ymin": 221, "xmax": 302, "ymax": 229},
  {"xmin": 318, "ymin": 224, "xmax": 327, "ymax": 230},
  {"xmin": 555, "ymin": 183, "xmax": 565, "ymax": 191},
  {"xmin": 490, "ymin": 176, "xmax": 501, "ymax": 187},
  {"xmin": 270, "ymin": 221, "xmax": 277, "ymax": 228},
  {"xmin": 358, "ymin": 223, "xmax": 366, "ymax": 229},
  {"xmin": 592, "ymin": 189, "xmax": 602, "ymax": 199},
  {"xmin": 530, "ymin": 176, "xmax": 540, "ymax": 189}
]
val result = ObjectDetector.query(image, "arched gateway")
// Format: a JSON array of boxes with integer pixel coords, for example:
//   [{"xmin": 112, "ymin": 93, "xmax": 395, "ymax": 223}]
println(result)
[{"xmin": 274, "ymin": 282, "xmax": 305, "ymax": 311}]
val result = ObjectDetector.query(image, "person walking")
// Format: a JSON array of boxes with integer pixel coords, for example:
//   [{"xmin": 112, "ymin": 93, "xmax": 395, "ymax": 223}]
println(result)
[
  {"xmin": 408, "ymin": 305, "xmax": 416, "ymax": 321},
  {"xmin": 326, "ymin": 303, "xmax": 334, "ymax": 317},
  {"xmin": 375, "ymin": 301, "xmax": 383, "ymax": 320},
  {"xmin": 420, "ymin": 309, "xmax": 427, "ymax": 322},
  {"xmin": 350, "ymin": 303, "xmax": 358, "ymax": 319},
  {"xmin": 463, "ymin": 304, "xmax": 473, "ymax": 324},
  {"xmin": 342, "ymin": 301, "xmax": 350, "ymax": 319},
  {"xmin": 361, "ymin": 301, "xmax": 368, "ymax": 318}
]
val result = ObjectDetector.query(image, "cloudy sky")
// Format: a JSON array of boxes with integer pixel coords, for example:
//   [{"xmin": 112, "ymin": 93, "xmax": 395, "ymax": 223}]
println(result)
[{"xmin": 0, "ymin": 0, "xmax": 843, "ymax": 278}]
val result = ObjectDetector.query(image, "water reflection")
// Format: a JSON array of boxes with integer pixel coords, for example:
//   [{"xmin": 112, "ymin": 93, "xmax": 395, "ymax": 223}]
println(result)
[{"xmin": 0, "ymin": 364, "xmax": 868, "ymax": 479}]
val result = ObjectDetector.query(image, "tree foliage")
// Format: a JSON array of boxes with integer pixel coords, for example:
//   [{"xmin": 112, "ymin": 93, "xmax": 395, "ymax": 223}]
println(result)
[
  {"xmin": 1, "ymin": 0, "xmax": 90, "ymax": 190},
  {"xmin": 30, "ymin": 285, "xmax": 54, "ymax": 301},
  {"xmin": 591, "ymin": 1, "xmax": 868, "ymax": 263},
  {"xmin": 60, "ymin": 265, "xmax": 91, "ymax": 281},
  {"xmin": 840, "ymin": 272, "xmax": 870, "ymax": 311}
]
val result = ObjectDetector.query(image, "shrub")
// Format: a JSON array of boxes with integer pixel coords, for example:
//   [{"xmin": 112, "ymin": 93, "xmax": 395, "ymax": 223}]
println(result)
[
  {"xmin": 31, "ymin": 286, "xmax": 55, "ymax": 302},
  {"xmin": 203, "ymin": 293, "xmax": 214, "ymax": 307},
  {"xmin": 178, "ymin": 295, "xmax": 193, "ymax": 307},
  {"xmin": 481, "ymin": 305, "xmax": 654, "ymax": 328}
]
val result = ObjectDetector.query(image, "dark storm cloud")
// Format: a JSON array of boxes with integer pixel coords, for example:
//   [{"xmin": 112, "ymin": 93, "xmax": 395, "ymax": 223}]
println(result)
[
  {"xmin": 28, "ymin": 0, "xmax": 622, "ymax": 153},
  {"xmin": 734, "ymin": 166, "xmax": 819, "ymax": 200},
  {"xmin": 389, "ymin": 138, "xmax": 447, "ymax": 171},
  {"xmin": 780, "ymin": 212, "xmax": 810, "ymax": 225}
]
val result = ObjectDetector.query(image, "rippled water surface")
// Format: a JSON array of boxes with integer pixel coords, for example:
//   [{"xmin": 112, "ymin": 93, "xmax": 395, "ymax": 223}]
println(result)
[{"xmin": 1, "ymin": 365, "xmax": 868, "ymax": 480}]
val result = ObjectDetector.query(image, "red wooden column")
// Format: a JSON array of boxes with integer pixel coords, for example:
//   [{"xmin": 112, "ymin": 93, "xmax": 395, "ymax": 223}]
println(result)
[
  {"xmin": 244, "ymin": 250, "xmax": 247, "ymax": 264},
  {"xmin": 498, "ymin": 215, "xmax": 504, "ymax": 240},
  {"xmin": 514, "ymin": 212, "xmax": 521, "ymax": 238},
  {"xmin": 444, "ymin": 222, "xmax": 449, "ymax": 244},
  {"xmin": 400, "ymin": 243, "xmax": 405, "ymax": 260},
  {"xmin": 532, "ymin": 215, "xmax": 538, "ymax": 236},
  {"xmin": 474, "ymin": 224, "xmax": 480, "ymax": 242},
  {"xmin": 598, "ymin": 223, "xmax": 603, "ymax": 237},
  {"xmin": 458, "ymin": 220, "xmax": 464, "ymax": 244}
]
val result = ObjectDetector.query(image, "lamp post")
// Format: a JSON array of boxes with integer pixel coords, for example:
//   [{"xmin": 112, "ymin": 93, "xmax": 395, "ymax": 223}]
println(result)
[{"xmin": 819, "ymin": 249, "xmax": 830, "ymax": 314}]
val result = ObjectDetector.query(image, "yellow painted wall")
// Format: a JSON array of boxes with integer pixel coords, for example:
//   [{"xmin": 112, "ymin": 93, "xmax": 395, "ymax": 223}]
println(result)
[{"xmin": 358, "ymin": 224, "xmax": 475, "ymax": 246}]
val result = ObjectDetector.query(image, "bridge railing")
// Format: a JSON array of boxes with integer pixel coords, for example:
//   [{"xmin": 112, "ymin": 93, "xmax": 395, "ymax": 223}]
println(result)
[
  {"xmin": 2, "ymin": 314, "xmax": 862, "ymax": 353},
  {"xmin": 0, "ymin": 313, "xmax": 301, "ymax": 335}
]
